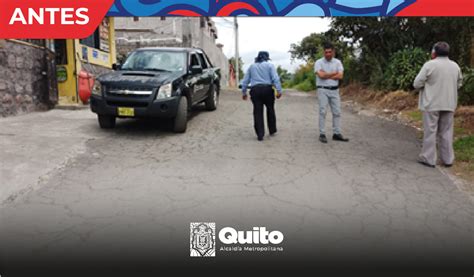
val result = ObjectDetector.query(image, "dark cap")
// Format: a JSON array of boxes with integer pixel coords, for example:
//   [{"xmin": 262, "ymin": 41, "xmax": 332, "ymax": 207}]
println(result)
[{"xmin": 256, "ymin": 51, "xmax": 271, "ymax": 62}]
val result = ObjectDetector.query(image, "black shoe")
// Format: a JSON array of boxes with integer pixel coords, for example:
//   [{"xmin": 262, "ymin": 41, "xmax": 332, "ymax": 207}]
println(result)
[
  {"xmin": 319, "ymin": 134, "xmax": 328, "ymax": 144},
  {"xmin": 270, "ymin": 131, "xmax": 277, "ymax": 136},
  {"xmin": 333, "ymin": 134, "xmax": 349, "ymax": 142},
  {"xmin": 258, "ymin": 137, "xmax": 264, "ymax": 141},
  {"xmin": 444, "ymin": 164, "xmax": 453, "ymax": 168},
  {"xmin": 417, "ymin": 160, "xmax": 435, "ymax": 168}
]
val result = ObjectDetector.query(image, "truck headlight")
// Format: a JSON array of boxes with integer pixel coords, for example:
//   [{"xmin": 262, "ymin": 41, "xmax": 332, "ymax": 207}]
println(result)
[
  {"xmin": 92, "ymin": 80, "xmax": 102, "ymax": 96},
  {"xmin": 156, "ymin": 83, "xmax": 172, "ymax": 99}
]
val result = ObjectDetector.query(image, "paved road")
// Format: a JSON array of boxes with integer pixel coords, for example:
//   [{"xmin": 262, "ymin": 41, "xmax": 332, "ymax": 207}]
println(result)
[{"xmin": 1, "ymin": 89, "xmax": 473, "ymax": 273}]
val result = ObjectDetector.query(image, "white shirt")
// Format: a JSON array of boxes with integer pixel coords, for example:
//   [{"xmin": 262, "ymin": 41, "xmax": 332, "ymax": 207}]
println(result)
[{"xmin": 314, "ymin": 57, "xmax": 344, "ymax": 87}]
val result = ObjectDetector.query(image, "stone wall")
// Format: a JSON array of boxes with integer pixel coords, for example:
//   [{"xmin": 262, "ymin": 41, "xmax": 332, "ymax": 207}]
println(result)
[{"xmin": 0, "ymin": 40, "xmax": 57, "ymax": 117}]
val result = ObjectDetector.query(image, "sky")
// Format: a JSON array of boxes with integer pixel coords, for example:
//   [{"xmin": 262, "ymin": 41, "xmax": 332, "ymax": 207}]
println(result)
[{"xmin": 213, "ymin": 17, "xmax": 331, "ymax": 73}]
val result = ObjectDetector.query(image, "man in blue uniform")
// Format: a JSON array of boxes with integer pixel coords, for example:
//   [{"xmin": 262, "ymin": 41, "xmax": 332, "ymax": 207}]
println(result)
[
  {"xmin": 314, "ymin": 43, "xmax": 349, "ymax": 143},
  {"xmin": 241, "ymin": 51, "xmax": 283, "ymax": 141}
]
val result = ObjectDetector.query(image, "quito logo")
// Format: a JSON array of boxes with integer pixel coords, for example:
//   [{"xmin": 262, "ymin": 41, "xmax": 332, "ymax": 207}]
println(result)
[
  {"xmin": 190, "ymin": 223, "xmax": 216, "ymax": 257},
  {"xmin": 219, "ymin": 227, "xmax": 284, "ymax": 245}
]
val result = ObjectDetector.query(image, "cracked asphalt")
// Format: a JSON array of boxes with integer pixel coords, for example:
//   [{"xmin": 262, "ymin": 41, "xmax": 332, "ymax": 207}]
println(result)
[{"xmin": 0, "ymin": 89, "xmax": 473, "ymax": 272}]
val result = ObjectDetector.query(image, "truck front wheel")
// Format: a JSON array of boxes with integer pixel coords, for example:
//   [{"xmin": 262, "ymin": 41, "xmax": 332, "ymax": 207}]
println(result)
[
  {"xmin": 205, "ymin": 85, "xmax": 218, "ymax": 111},
  {"xmin": 98, "ymin": 115, "xmax": 116, "ymax": 129},
  {"xmin": 173, "ymin": 96, "xmax": 188, "ymax": 133}
]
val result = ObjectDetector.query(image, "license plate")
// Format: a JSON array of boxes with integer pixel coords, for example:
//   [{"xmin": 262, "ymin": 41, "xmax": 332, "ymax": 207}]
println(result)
[{"xmin": 117, "ymin": 107, "xmax": 135, "ymax": 117}]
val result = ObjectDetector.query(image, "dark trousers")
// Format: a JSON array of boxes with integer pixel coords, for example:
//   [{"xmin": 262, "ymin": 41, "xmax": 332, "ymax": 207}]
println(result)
[{"xmin": 250, "ymin": 85, "xmax": 277, "ymax": 138}]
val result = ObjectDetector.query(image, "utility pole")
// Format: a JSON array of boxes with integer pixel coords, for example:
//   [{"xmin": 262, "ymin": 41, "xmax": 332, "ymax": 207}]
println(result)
[{"xmin": 234, "ymin": 17, "xmax": 239, "ymax": 87}]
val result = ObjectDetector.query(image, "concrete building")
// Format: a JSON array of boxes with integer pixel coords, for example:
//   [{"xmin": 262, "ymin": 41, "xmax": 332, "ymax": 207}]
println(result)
[{"xmin": 115, "ymin": 17, "xmax": 229, "ymax": 87}]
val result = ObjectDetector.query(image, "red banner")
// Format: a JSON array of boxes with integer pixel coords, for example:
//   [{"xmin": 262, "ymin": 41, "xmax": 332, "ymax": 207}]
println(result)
[
  {"xmin": 0, "ymin": 0, "xmax": 114, "ymax": 39},
  {"xmin": 398, "ymin": 0, "xmax": 474, "ymax": 16}
]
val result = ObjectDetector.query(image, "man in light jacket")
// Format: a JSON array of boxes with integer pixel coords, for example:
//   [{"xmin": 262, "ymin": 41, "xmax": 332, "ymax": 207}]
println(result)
[{"xmin": 414, "ymin": 42, "xmax": 463, "ymax": 168}]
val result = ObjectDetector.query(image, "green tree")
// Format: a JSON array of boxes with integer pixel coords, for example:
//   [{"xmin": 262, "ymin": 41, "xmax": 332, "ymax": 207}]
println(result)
[
  {"xmin": 329, "ymin": 17, "xmax": 473, "ymax": 88},
  {"xmin": 289, "ymin": 33, "xmax": 352, "ymax": 63},
  {"xmin": 286, "ymin": 17, "xmax": 474, "ymax": 102},
  {"xmin": 289, "ymin": 33, "xmax": 325, "ymax": 62},
  {"xmin": 276, "ymin": 65, "xmax": 292, "ymax": 87}
]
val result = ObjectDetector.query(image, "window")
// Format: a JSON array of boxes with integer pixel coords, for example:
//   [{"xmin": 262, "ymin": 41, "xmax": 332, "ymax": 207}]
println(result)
[
  {"xmin": 80, "ymin": 30, "xmax": 100, "ymax": 49},
  {"xmin": 54, "ymin": 40, "xmax": 68, "ymax": 65},
  {"xmin": 197, "ymin": 53, "xmax": 208, "ymax": 69},
  {"xmin": 190, "ymin": 54, "xmax": 201, "ymax": 67},
  {"xmin": 203, "ymin": 53, "xmax": 213, "ymax": 67},
  {"xmin": 121, "ymin": 51, "xmax": 186, "ymax": 72},
  {"xmin": 133, "ymin": 17, "xmax": 139, "ymax": 22}
]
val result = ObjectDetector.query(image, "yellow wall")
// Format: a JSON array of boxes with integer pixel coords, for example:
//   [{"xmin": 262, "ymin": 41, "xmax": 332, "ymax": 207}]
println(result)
[
  {"xmin": 57, "ymin": 39, "xmax": 78, "ymax": 105},
  {"xmin": 58, "ymin": 17, "xmax": 116, "ymax": 105},
  {"xmin": 109, "ymin": 18, "xmax": 117, "ymax": 65}
]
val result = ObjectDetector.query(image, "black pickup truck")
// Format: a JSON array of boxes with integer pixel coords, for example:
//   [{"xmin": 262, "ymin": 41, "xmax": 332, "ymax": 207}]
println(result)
[{"xmin": 90, "ymin": 47, "xmax": 221, "ymax": 133}]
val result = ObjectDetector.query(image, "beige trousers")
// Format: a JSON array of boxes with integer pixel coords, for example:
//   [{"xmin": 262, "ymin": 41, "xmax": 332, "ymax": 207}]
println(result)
[{"xmin": 419, "ymin": 111, "xmax": 455, "ymax": 166}]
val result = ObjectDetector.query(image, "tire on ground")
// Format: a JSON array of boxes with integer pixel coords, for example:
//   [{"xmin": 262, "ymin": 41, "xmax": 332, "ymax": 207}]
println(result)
[
  {"xmin": 205, "ymin": 85, "xmax": 218, "ymax": 111},
  {"xmin": 173, "ymin": 96, "xmax": 188, "ymax": 133},
  {"xmin": 98, "ymin": 115, "xmax": 116, "ymax": 129}
]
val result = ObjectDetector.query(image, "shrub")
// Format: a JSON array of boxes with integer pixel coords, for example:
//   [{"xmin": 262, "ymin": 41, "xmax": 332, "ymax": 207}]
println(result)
[
  {"xmin": 288, "ymin": 62, "xmax": 316, "ymax": 91},
  {"xmin": 295, "ymin": 79, "xmax": 315, "ymax": 92},
  {"xmin": 384, "ymin": 48, "xmax": 429, "ymax": 91},
  {"xmin": 459, "ymin": 68, "xmax": 474, "ymax": 105}
]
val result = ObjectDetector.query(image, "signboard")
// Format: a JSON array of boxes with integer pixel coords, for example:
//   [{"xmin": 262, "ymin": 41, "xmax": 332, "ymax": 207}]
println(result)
[
  {"xmin": 56, "ymin": 66, "xmax": 67, "ymax": 83},
  {"xmin": 81, "ymin": 46, "xmax": 88, "ymax": 61},
  {"xmin": 99, "ymin": 18, "xmax": 110, "ymax": 52}
]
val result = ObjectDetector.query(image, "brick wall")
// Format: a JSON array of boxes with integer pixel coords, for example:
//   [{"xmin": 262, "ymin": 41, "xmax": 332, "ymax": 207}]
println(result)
[{"xmin": 0, "ymin": 40, "xmax": 57, "ymax": 117}]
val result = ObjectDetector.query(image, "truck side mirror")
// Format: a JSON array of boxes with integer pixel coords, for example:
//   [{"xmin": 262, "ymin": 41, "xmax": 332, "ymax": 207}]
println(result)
[
  {"xmin": 112, "ymin": 63, "xmax": 121, "ymax": 71},
  {"xmin": 190, "ymin": 65, "xmax": 203, "ymax": 75}
]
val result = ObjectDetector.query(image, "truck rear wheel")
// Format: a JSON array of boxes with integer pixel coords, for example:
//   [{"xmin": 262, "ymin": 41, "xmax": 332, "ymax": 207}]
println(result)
[
  {"xmin": 173, "ymin": 97, "xmax": 188, "ymax": 133},
  {"xmin": 98, "ymin": 115, "xmax": 116, "ymax": 129},
  {"xmin": 205, "ymin": 85, "xmax": 218, "ymax": 111}
]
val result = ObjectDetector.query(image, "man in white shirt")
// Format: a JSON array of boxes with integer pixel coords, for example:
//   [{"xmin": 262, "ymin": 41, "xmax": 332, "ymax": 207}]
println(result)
[
  {"xmin": 414, "ymin": 42, "xmax": 463, "ymax": 168},
  {"xmin": 314, "ymin": 43, "xmax": 349, "ymax": 143}
]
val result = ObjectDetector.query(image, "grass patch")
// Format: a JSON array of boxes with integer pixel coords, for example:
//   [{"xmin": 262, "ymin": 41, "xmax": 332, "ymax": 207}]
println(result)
[
  {"xmin": 407, "ymin": 110, "xmax": 422, "ymax": 122},
  {"xmin": 454, "ymin": 127, "xmax": 468, "ymax": 137},
  {"xmin": 454, "ymin": 136, "xmax": 474, "ymax": 162}
]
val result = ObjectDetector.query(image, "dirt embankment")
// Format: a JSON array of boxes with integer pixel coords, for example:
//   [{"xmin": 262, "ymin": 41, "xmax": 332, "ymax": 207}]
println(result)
[
  {"xmin": 340, "ymin": 83, "xmax": 474, "ymax": 185},
  {"xmin": 340, "ymin": 83, "xmax": 474, "ymax": 135}
]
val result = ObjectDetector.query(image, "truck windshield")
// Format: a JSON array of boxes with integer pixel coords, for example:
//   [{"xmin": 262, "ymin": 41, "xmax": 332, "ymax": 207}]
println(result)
[{"xmin": 121, "ymin": 51, "xmax": 186, "ymax": 72}]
